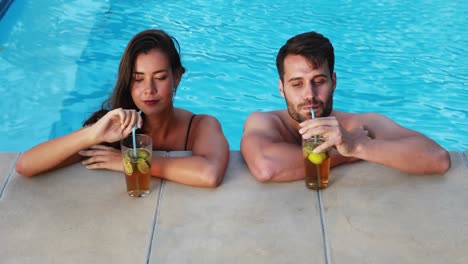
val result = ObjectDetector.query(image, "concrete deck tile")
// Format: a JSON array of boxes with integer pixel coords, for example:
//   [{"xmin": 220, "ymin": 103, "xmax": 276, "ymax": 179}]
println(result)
[
  {"xmin": 322, "ymin": 152, "xmax": 467, "ymax": 264},
  {"xmin": 150, "ymin": 151, "xmax": 325, "ymax": 264},
  {"xmin": 463, "ymin": 151, "xmax": 468, "ymax": 168},
  {"xmin": 0, "ymin": 152, "xmax": 18, "ymax": 199},
  {"xmin": 0, "ymin": 162, "xmax": 162, "ymax": 264}
]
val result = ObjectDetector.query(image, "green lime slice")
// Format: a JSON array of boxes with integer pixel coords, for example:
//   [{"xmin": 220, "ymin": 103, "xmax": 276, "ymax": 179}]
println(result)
[
  {"xmin": 123, "ymin": 159, "xmax": 133, "ymax": 174},
  {"xmin": 137, "ymin": 149, "xmax": 149, "ymax": 159},
  {"xmin": 307, "ymin": 152, "xmax": 328, "ymax": 165},
  {"xmin": 137, "ymin": 158, "xmax": 150, "ymax": 174}
]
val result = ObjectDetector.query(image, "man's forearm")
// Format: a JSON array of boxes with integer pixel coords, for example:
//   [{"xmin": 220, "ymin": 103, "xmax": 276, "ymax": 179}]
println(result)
[{"xmin": 352, "ymin": 136, "xmax": 450, "ymax": 174}]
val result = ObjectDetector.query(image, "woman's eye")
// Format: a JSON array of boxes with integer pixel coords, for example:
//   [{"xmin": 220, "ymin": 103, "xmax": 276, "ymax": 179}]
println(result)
[
  {"xmin": 134, "ymin": 78, "xmax": 143, "ymax": 82},
  {"xmin": 155, "ymin": 75, "xmax": 167, "ymax": 80}
]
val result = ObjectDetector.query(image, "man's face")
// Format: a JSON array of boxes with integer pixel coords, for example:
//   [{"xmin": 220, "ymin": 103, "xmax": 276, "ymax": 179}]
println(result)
[{"xmin": 279, "ymin": 54, "xmax": 336, "ymax": 123}]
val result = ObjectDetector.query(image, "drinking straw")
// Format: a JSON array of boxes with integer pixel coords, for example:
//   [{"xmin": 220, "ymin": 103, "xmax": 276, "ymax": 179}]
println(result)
[
  {"xmin": 131, "ymin": 110, "xmax": 142, "ymax": 157},
  {"xmin": 310, "ymin": 108, "xmax": 317, "ymax": 143},
  {"xmin": 311, "ymin": 108, "xmax": 322, "ymax": 188}
]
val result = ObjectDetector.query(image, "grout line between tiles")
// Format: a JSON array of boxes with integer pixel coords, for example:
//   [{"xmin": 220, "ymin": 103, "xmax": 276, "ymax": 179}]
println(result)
[
  {"xmin": 317, "ymin": 190, "xmax": 331, "ymax": 264},
  {"xmin": 0, "ymin": 153, "xmax": 20, "ymax": 199},
  {"xmin": 461, "ymin": 151, "xmax": 468, "ymax": 169},
  {"xmin": 146, "ymin": 179, "xmax": 165, "ymax": 264}
]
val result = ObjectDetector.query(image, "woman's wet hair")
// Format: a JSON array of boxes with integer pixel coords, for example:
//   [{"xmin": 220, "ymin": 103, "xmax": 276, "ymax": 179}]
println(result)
[
  {"xmin": 83, "ymin": 29, "xmax": 186, "ymax": 144},
  {"xmin": 105, "ymin": 29, "xmax": 186, "ymax": 111}
]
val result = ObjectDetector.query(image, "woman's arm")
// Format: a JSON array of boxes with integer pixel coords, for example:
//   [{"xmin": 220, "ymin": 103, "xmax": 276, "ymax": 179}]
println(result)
[
  {"xmin": 151, "ymin": 115, "xmax": 230, "ymax": 188},
  {"xmin": 15, "ymin": 108, "xmax": 142, "ymax": 177},
  {"xmin": 15, "ymin": 126, "xmax": 98, "ymax": 177}
]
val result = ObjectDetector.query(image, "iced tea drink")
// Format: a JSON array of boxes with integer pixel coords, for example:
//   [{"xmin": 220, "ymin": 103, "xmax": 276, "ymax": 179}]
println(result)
[
  {"xmin": 121, "ymin": 134, "xmax": 152, "ymax": 197},
  {"xmin": 302, "ymin": 137, "xmax": 330, "ymax": 190}
]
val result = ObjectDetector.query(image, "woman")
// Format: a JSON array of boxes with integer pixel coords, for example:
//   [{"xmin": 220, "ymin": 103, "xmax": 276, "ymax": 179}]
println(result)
[{"xmin": 15, "ymin": 29, "xmax": 229, "ymax": 188}]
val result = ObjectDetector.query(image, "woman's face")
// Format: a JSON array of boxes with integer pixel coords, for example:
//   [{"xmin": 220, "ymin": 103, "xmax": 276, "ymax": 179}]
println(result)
[{"xmin": 131, "ymin": 49, "xmax": 181, "ymax": 115}]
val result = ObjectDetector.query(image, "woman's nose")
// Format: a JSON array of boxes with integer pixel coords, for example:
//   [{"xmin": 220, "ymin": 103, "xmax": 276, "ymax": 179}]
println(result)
[{"xmin": 144, "ymin": 80, "xmax": 157, "ymax": 94}]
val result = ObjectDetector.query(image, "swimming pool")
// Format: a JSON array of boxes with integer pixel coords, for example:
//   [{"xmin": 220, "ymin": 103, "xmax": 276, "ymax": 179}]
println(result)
[{"xmin": 0, "ymin": 0, "xmax": 466, "ymax": 151}]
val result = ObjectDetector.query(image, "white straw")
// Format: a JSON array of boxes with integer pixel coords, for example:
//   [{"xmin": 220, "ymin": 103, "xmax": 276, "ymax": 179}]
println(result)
[
  {"xmin": 131, "ymin": 110, "xmax": 142, "ymax": 157},
  {"xmin": 310, "ymin": 108, "xmax": 317, "ymax": 143}
]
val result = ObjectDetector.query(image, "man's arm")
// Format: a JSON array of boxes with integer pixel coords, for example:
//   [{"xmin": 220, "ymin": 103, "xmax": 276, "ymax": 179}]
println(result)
[
  {"xmin": 355, "ymin": 113, "xmax": 450, "ymax": 174},
  {"xmin": 241, "ymin": 112, "xmax": 360, "ymax": 182},
  {"xmin": 241, "ymin": 112, "xmax": 304, "ymax": 182},
  {"xmin": 308, "ymin": 113, "xmax": 451, "ymax": 175}
]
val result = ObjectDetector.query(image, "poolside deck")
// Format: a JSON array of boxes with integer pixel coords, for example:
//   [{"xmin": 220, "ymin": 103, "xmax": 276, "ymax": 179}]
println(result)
[{"xmin": 0, "ymin": 151, "xmax": 467, "ymax": 263}]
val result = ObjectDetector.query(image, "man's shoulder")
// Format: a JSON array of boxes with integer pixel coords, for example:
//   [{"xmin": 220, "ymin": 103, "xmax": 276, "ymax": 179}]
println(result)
[
  {"xmin": 333, "ymin": 110, "xmax": 391, "ymax": 130},
  {"xmin": 244, "ymin": 110, "xmax": 288, "ymax": 130},
  {"xmin": 246, "ymin": 110, "xmax": 285, "ymax": 121},
  {"xmin": 333, "ymin": 110, "xmax": 383, "ymax": 121}
]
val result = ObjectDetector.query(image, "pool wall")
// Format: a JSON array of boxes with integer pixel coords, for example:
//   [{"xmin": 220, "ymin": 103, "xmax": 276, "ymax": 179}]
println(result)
[{"xmin": 0, "ymin": 0, "xmax": 13, "ymax": 20}]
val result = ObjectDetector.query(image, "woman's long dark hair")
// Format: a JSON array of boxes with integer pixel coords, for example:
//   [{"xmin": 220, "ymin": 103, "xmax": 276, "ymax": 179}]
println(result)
[{"xmin": 82, "ymin": 29, "xmax": 186, "ymax": 146}]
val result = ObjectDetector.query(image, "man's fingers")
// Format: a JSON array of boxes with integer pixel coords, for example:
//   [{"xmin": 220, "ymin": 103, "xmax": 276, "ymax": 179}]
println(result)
[{"xmin": 313, "ymin": 135, "xmax": 337, "ymax": 153}]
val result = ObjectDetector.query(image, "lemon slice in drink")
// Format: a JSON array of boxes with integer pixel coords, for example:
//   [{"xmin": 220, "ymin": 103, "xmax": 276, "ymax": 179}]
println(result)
[
  {"xmin": 307, "ymin": 152, "xmax": 328, "ymax": 165},
  {"xmin": 123, "ymin": 159, "xmax": 133, "ymax": 174},
  {"xmin": 136, "ymin": 158, "xmax": 150, "ymax": 174}
]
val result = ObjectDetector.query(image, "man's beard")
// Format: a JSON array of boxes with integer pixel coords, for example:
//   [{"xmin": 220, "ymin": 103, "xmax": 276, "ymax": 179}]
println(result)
[{"xmin": 285, "ymin": 94, "xmax": 333, "ymax": 123}]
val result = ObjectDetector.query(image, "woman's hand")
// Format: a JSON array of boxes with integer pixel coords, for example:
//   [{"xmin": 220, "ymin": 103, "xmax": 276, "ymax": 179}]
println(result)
[
  {"xmin": 79, "ymin": 145, "xmax": 123, "ymax": 172},
  {"xmin": 91, "ymin": 108, "xmax": 142, "ymax": 144}
]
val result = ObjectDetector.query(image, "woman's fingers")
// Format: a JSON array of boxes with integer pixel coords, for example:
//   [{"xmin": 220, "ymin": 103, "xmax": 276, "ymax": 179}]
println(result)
[
  {"xmin": 79, "ymin": 147, "xmax": 122, "ymax": 172},
  {"xmin": 79, "ymin": 145, "xmax": 120, "ymax": 164},
  {"xmin": 89, "ymin": 144, "xmax": 117, "ymax": 151},
  {"xmin": 119, "ymin": 109, "xmax": 140, "ymax": 134},
  {"xmin": 96, "ymin": 108, "xmax": 143, "ymax": 143},
  {"xmin": 79, "ymin": 145, "xmax": 119, "ymax": 155}
]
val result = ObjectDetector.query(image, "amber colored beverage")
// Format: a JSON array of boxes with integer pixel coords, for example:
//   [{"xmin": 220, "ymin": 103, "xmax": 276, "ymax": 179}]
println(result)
[
  {"xmin": 121, "ymin": 134, "xmax": 152, "ymax": 197},
  {"xmin": 302, "ymin": 138, "xmax": 331, "ymax": 190},
  {"xmin": 123, "ymin": 149, "xmax": 152, "ymax": 197}
]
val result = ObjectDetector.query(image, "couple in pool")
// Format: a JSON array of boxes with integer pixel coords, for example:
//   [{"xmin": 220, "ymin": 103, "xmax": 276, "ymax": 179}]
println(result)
[{"xmin": 15, "ymin": 29, "xmax": 451, "ymax": 187}]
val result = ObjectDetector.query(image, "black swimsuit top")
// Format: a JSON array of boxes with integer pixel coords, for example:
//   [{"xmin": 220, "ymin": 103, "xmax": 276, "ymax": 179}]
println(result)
[{"xmin": 184, "ymin": 114, "xmax": 196, "ymax": 151}]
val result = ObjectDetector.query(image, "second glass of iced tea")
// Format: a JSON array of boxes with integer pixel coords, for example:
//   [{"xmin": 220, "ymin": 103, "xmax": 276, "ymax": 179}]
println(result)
[{"xmin": 302, "ymin": 136, "xmax": 331, "ymax": 190}]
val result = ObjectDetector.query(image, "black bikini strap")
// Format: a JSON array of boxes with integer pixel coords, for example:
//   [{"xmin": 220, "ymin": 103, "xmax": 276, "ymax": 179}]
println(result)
[{"xmin": 184, "ymin": 114, "xmax": 197, "ymax": 151}]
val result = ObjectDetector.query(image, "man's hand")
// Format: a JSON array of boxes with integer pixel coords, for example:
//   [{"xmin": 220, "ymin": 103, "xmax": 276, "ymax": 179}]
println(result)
[{"xmin": 299, "ymin": 117, "xmax": 371, "ymax": 157}]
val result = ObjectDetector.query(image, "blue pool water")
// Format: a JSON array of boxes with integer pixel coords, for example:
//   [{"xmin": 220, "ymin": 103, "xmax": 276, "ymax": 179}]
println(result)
[{"xmin": 0, "ymin": 0, "xmax": 467, "ymax": 151}]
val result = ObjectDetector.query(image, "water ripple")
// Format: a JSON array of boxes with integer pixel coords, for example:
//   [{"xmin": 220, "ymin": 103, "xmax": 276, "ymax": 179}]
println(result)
[{"xmin": 0, "ymin": 0, "xmax": 466, "ymax": 151}]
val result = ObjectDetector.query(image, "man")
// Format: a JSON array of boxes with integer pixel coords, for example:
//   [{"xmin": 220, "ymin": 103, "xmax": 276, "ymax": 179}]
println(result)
[{"xmin": 240, "ymin": 31, "xmax": 450, "ymax": 182}]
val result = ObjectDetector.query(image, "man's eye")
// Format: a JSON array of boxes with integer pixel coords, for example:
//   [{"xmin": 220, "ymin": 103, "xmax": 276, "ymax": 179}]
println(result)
[
  {"xmin": 313, "ymin": 80, "xmax": 326, "ymax": 86},
  {"xmin": 292, "ymin": 82, "xmax": 302, "ymax": 87}
]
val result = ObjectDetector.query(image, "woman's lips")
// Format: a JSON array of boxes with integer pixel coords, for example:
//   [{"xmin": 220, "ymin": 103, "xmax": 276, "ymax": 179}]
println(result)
[{"xmin": 143, "ymin": 100, "xmax": 158, "ymax": 106}]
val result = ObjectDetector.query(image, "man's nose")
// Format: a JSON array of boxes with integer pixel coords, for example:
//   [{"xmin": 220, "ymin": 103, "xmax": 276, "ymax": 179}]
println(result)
[{"xmin": 303, "ymin": 83, "xmax": 316, "ymax": 101}]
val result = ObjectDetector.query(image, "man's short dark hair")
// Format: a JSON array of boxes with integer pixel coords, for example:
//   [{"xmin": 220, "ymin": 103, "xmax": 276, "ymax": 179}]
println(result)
[{"xmin": 276, "ymin": 32, "xmax": 334, "ymax": 81}]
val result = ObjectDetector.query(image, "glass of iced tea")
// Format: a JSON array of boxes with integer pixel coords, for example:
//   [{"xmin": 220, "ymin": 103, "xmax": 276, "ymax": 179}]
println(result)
[
  {"xmin": 121, "ymin": 134, "xmax": 152, "ymax": 197},
  {"xmin": 302, "ymin": 136, "xmax": 330, "ymax": 190}
]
